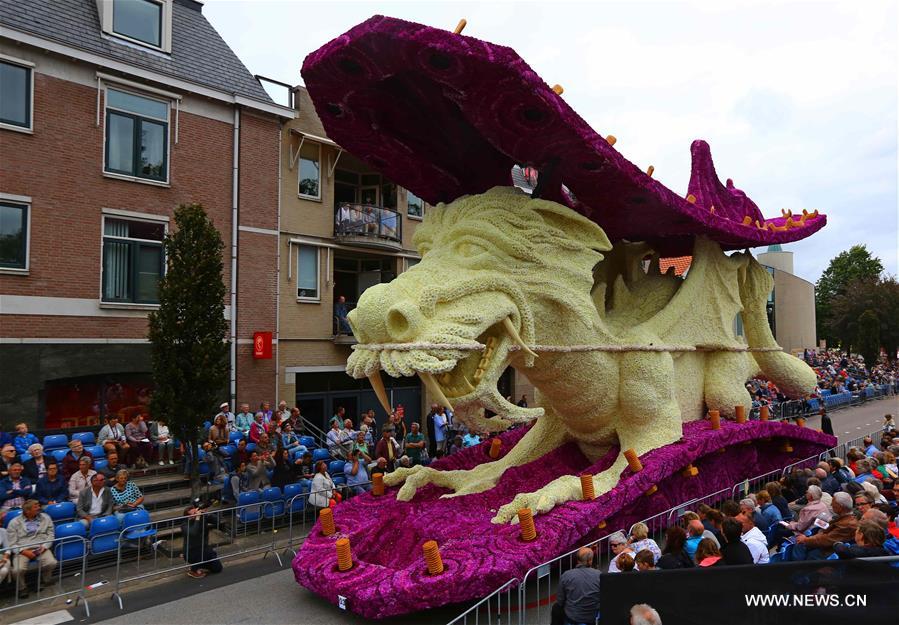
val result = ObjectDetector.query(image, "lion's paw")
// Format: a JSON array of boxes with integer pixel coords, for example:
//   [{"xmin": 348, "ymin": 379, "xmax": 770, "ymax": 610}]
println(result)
[{"xmin": 490, "ymin": 475, "xmax": 581, "ymax": 524}]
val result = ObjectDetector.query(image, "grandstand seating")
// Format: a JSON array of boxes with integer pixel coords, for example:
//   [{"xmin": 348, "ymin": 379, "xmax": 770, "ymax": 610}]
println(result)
[
  {"xmin": 299, "ymin": 436, "xmax": 316, "ymax": 449},
  {"xmin": 88, "ymin": 515, "xmax": 121, "ymax": 554},
  {"xmin": 54, "ymin": 521, "xmax": 87, "ymax": 562},
  {"xmin": 42, "ymin": 434, "xmax": 68, "ymax": 452},
  {"xmin": 229, "ymin": 431, "xmax": 243, "ymax": 445},
  {"xmin": 85, "ymin": 445, "xmax": 106, "ymax": 459},
  {"xmin": 3, "ymin": 508, "xmax": 22, "ymax": 528},
  {"xmin": 45, "ymin": 502, "xmax": 76, "ymax": 524},
  {"xmin": 283, "ymin": 483, "xmax": 307, "ymax": 514},
  {"xmin": 262, "ymin": 487, "xmax": 285, "ymax": 518},
  {"xmin": 71, "ymin": 432, "xmax": 96, "ymax": 446},
  {"xmin": 237, "ymin": 491, "xmax": 261, "ymax": 524},
  {"xmin": 51, "ymin": 449, "xmax": 68, "ymax": 463},
  {"xmin": 312, "ymin": 448, "xmax": 330, "ymax": 463},
  {"xmin": 94, "ymin": 459, "xmax": 109, "ymax": 472},
  {"xmin": 122, "ymin": 509, "xmax": 156, "ymax": 541}
]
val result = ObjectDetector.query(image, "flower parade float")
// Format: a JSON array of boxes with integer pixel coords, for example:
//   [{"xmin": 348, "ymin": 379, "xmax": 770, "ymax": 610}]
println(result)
[{"xmin": 292, "ymin": 16, "xmax": 834, "ymax": 619}]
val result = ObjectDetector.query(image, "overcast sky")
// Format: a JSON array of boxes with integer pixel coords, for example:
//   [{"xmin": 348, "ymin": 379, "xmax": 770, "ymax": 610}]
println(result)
[{"xmin": 205, "ymin": 0, "xmax": 898, "ymax": 284}]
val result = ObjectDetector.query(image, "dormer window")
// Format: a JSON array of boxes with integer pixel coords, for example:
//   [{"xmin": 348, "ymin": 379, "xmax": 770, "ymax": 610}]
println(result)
[{"xmin": 97, "ymin": 0, "xmax": 173, "ymax": 53}]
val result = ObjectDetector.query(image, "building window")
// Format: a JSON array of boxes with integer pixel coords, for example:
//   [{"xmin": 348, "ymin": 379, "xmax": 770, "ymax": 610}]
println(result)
[
  {"xmin": 112, "ymin": 0, "xmax": 163, "ymax": 48},
  {"xmin": 296, "ymin": 245, "xmax": 319, "ymax": 300},
  {"xmin": 105, "ymin": 87, "xmax": 169, "ymax": 182},
  {"xmin": 298, "ymin": 142, "xmax": 321, "ymax": 199},
  {"xmin": 102, "ymin": 216, "xmax": 165, "ymax": 304},
  {"xmin": 407, "ymin": 191, "xmax": 424, "ymax": 219},
  {"xmin": 404, "ymin": 258, "xmax": 420, "ymax": 271},
  {"xmin": 0, "ymin": 60, "xmax": 32, "ymax": 130},
  {"xmin": 0, "ymin": 201, "xmax": 28, "ymax": 269}
]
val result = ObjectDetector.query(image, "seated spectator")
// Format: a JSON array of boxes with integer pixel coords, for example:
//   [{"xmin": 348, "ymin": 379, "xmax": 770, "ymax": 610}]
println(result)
[
  {"xmin": 375, "ymin": 426, "xmax": 400, "ymax": 471},
  {"xmin": 462, "ymin": 430, "xmax": 481, "ymax": 448},
  {"xmin": 295, "ymin": 452, "xmax": 314, "ymax": 481},
  {"xmin": 99, "ymin": 451, "xmax": 124, "ymax": 484},
  {"xmin": 814, "ymin": 464, "xmax": 840, "ymax": 496},
  {"xmin": 448, "ymin": 435, "xmax": 465, "ymax": 455},
  {"xmin": 22, "ymin": 444, "xmax": 55, "ymax": 482},
  {"xmin": 770, "ymin": 485, "xmax": 828, "ymax": 548},
  {"xmin": 0, "ymin": 428, "xmax": 11, "ymax": 450},
  {"xmin": 734, "ymin": 512, "xmax": 769, "ymax": 563},
  {"xmin": 681, "ymin": 512, "xmax": 719, "ymax": 546},
  {"xmin": 683, "ymin": 520, "xmax": 706, "ymax": 560},
  {"xmin": 344, "ymin": 449, "xmax": 371, "ymax": 495},
  {"xmin": 864, "ymin": 436, "xmax": 879, "ymax": 457},
  {"xmin": 309, "ymin": 460, "xmax": 337, "ymax": 510},
  {"xmin": 861, "ymin": 480, "xmax": 887, "ymax": 505},
  {"xmin": 286, "ymin": 407, "xmax": 304, "ymax": 434},
  {"xmin": 607, "ymin": 531, "xmax": 635, "ymax": 573},
  {"xmin": 1, "ymin": 444, "xmax": 18, "ymax": 479},
  {"xmin": 397, "ymin": 455, "xmax": 412, "ymax": 470},
  {"xmin": 234, "ymin": 439, "xmax": 250, "ymax": 467},
  {"xmin": 255, "ymin": 433, "xmax": 276, "ymax": 457},
  {"xmin": 704, "ymin": 509, "xmax": 725, "ymax": 544},
  {"xmin": 756, "ymin": 490, "xmax": 783, "ymax": 528},
  {"xmin": 834, "ymin": 519, "xmax": 887, "ymax": 559},
  {"xmin": 248, "ymin": 412, "xmax": 266, "ymax": 444},
  {"xmin": 151, "ymin": 417, "xmax": 175, "ymax": 465},
  {"xmin": 98, "ymin": 416, "xmax": 129, "ymax": 459},
  {"xmin": 740, "ymin": 497, "xmax": 770, "ymax": 532},
  {"xmin": 369, "ymin": 457, "xmax": 388, "ymax": 481},
  {"xmin": 225, "ymin": 461, "xmax": 249, "ymax": 505},
  {"xmin": 235, "ymin": 404, "xmax": 253, "ymax": 435},
  {"xmin": 7, "ymin": 500, "xmax": 56, "ymax": 597},
  {"xmin": 125, "ymin": 414, "xmax": 153, "ymax": 469},
  {"xmin": 109, "ymin": 469, "xmax": 145, "ymax": 521},
  {"xmin": 61, "ymin": 439, "xmax": 93, "ymax": 481},
  {"xmin": 627, "ymin": 522, "xmax": 662, "ymax": 563},
  {"xmin": 216, "ymin": 403, "xmax": 235, "ymax": 432},
  {"xmin": 0, "ymin": 524, "xmax": 10, "ymax": 586},
  {"xmin": 555, "ymin": 547, "xmax": 601, "ymax": 624},
  {"xmin": 793, "ymin": 492, "xmax": 858, "ymax": 560},
  {"xmin": 719, "ymin": 517, "xmax": 754, "ymax": 565},
  {"xmin": 629, "ymin": 604, "xmax": 662, "ymax": 625},
  {"xmin": 853, "ymin": 491, "xmax": 874, "ymax": 516},
  {"xmin": 200, "ymin": 441, "xmax": 227, "ymax": 481},
  {"xmin": 695, "ymin": 537, "xmax": 722, "ymax": 566},
  {"xmin": 616, "ymin": 552, "xmax": 635, "ymax": 572},
  {"xmin": 720, "ymin": 499, "xmax": 741, "ymax": 518},
  {"xmin": 183, "ymin": 505, "xmax": 223, "ymax": 579},
  {"xmin": 68, "ymin": 457, "xmax": 96, "ymax": 503},
  {"xmin": 34, "ymin": 462, "xmax": 67, "ymax": 505},
  {"xmin": 12, "ymin": 423, "xmax": 39, "ymax": 457},
  {"xmin": 634, "ymin": 549, "xmax": 656, "ymax": 571},
  {"xmin": 281, "ymin": 423, "xmax": 301, "ymax": 452},
  {"xmin": 271, "ymin": 448, "xmax": 295, "ymax": 490},
  {"xmin": 76, "ymin": 472, "xmax": 113, "ymax": 528},
  {"xmin": 0, "ymin": 462, "xmax": 32, "ymax": 513},
  {"xmin": 656, "ymin": 526, "xmax": 693, "ymax": 569},
  {"xmin": 208, "ymin": 415, "xmax": 230, "ymax": 448},
  {"xmin": 246, "ymin": 451, "xmax": 274, "ymax": 491},
  {"xmin": 404, "ymin": 422, "xmax": 426, "ymax": 465}
]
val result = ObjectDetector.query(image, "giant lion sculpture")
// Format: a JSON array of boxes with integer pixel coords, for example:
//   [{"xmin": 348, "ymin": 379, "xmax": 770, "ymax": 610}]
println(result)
[{"xmin": 347, "ymin": 185, "xmax": 816, "ymax": 523}]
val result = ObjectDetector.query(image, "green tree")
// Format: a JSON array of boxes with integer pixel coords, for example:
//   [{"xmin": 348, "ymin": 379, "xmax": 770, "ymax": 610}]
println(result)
[
  {"xmin": 856, "ymin": 309, "xmax": 881, "ymax": 367},
  {"xmin": 830, "ymin": 276, "xmax": 899, "ymax": 362},
  {"xmin": 148, "ymin": 204, "xmax": 229, "ymax": 497},
  {"xmin": 815, "ymin": 245, "xmax": 883, "ymax": 347}
]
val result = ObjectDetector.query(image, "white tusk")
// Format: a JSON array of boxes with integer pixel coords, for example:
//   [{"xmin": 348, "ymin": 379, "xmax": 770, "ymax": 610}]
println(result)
[
  {"xmin": 418, "ymin": 371, "xmax": 454, "ymax": 413},
  {"xmin": 368, "ymin": 373, "xmax": 393, "ymax": 415},
  {"xmin": 462, "ymin": 375, "xmax": 476, "ymax": 393},
  {"xmin": 502, "ymin": 317, "xmax": 538, "ymax": 359}
]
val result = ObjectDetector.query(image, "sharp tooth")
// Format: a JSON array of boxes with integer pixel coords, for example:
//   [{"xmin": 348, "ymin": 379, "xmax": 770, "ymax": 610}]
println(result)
[
  {"xmin": 419, "ymin": 372, "xmax": 454, "ymax": 412},
  {"xmin": 367, "ymin": 373, "xmax": 393, "ymax": 415},
  {"xmin": 463, "ymin": 376, "xmax": 476, "ymax": 393},
  {"xmin": 502, "ymin": 317, "xmax": 538, "ymax": 359}
]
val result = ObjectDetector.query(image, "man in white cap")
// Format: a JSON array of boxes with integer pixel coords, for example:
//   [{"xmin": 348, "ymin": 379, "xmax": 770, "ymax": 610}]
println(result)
[{"xmin": 215, "ymin": 402, "xmax": 236, "ymax": 432}]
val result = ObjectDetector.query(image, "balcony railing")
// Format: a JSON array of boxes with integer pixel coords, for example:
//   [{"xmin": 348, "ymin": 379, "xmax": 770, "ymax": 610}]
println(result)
[{"xmin": 334, "ymin": 203, "xmax": 402, "ymax": 248}]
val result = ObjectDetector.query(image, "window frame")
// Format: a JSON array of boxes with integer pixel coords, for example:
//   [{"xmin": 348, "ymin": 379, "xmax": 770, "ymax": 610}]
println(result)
[
  {"xmin": 297, "ymin": 141, "xmax": 322, "ymax": 201},
  {"xmin": 406, "ymin": 190, "xmax": 425, "ymax": 221},
  {"xmin": 0, "ymin": 55, "xmax": 35, "ymax": 134},
  {"xmin": 295, "ymin": 244, "xmax": 321, "ymax": 302},
  {"xmin": 0, "ymin": 194, "xmax": 31, "ymax": 274},
  {"xmin": 103, "ymin": 85, "xmax": 171, "ymax": 184},
  {"xmin": 100, "ymin": 213, "xmax": 167, "ymax": 306},
  {"xmin": 102, "ymin": 0, "xmax": 172, "ymax": 53}
]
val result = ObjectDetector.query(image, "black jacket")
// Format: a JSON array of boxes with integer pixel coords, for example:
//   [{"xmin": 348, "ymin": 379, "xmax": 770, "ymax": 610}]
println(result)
[
  {"xmin": 656, "ymin": 550, "xmax": 694, "ymax": 569},
  {"xmin": 720, "ymin": 540, "xmax": 755, "ymax": 565},
  {"xmin": 22, "ymin": 457, "xmax": 57, "ymax": 481}
]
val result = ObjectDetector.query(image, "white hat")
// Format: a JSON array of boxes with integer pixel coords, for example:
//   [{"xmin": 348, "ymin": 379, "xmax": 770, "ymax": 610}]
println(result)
[{"xmin": 220, "ymin": 402, "xmax": 229, "ymax": 409}]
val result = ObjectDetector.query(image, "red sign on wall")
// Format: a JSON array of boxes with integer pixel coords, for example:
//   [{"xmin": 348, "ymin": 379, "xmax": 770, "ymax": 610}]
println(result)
[{"xmin": 253, "ymin": 332, "xmax": 273, "ymax": 359}]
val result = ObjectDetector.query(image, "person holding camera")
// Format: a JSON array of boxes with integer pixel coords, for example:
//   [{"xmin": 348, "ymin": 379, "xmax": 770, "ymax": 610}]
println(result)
[{"xmin": 183, "ymin": 504, "xmax": 222, "ymax": 579}]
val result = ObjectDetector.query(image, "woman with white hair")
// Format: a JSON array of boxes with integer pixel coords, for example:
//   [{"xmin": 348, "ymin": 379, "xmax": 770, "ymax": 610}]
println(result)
[
  {"xmin": 630, "ymin": 603, "xmax": 662, "ymax": 625},
  {"xmin": 607, "ymin": 531, "xmax": 635, "ymax": 573},
  {"xmin": 22, "ymin": 443, "xmax": 54, "ymax": 481}
]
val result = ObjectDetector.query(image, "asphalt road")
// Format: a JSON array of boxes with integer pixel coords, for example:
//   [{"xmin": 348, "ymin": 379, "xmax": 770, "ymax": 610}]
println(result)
[{"xmin": 9, "ymin": 396, "xmax": 897, "ymax": 625}]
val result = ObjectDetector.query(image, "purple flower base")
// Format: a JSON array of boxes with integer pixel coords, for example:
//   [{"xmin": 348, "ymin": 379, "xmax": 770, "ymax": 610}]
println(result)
[{"xmin": 292, "ymin": 420, "xmax": 836, "ymax": 619}]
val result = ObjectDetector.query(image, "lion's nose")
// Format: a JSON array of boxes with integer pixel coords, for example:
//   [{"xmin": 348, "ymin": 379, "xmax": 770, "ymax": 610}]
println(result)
[{"xmin": 386, "ymin": 301, "xmax": 424, "ymax": 342}]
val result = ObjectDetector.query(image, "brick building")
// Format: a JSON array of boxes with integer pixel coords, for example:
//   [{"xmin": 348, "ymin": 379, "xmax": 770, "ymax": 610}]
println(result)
[{"xmin": 0, "ymin": 0, "xmax": 294, "ymax": 429}]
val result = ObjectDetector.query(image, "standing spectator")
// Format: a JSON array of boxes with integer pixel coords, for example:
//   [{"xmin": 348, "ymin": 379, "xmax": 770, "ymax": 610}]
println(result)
[
  {"xmin": 309, "ymin": 460, "xmax": 337, "ymax": 510},
  {"xmin": 334, "ymin": 295, "xmax": 352, "ymax": 334},
  {"xmin": 352, "ymin": 430, "xmax": 372, "ymax": 462},
  {"xmin": 517, "ymin": 395, "xmax": 529, "ymax": 407},
  {"xmin": 656, "ymin": 526, "xmax": 694, "ymax": 569},
  {"xmin": 433, "ymin": 407, "xmax": 448, "ymax": 455},
  {"xmin": 22, "ymin": 444, "xmax": 54, "ymax": 481},
  {"xmin": 424, "ymin": 404, "xmax": 440, "ymax": 458},
  {"xmin": 249, "ymin": 412, "xmax": 266, "ymax": 444},
  {"xmin": 555, "ymin": 547, "xmax": 600, "ymax": 625},
  {"xmin": 390, "ymin": 411, "xmax": 407, "ymax": 449},
  {"xmin": 34, "ymin": 463, "xmax": 67, "ymax": 505},
  {"xmin": 151, "ymin": 417, "xmax": 175, "ymax": 465},
  {"xmin": 7, "ymin": 500, "xmax": 57, "ymax": 597},
  {"xmin": 0, "ymin": 463, "xmax": 32, "ymax": 513},
  {"xmin": 344, "ymin": 449, "xmax": 371, "ymax": 495},
  {"xmin": 68, "ymin": 457, "xmax": 96, "ymax": 503},
  {"xmin": 97, "ymin": 416, "xmax": 129, "ymax": 458},
  {"xmin": 404, "ymin": 422, "xmax": 426, "ymax": 465},
  {"xmin": 627, "ymin": 523, "xmax": 662, "ymax": 563},
  {"xmin": 246, "ymin": 451, "xmax": 274, "ymax": 491},
  {"xmin": 183, "ymin": 505, "xmax": 223, "ymax": 579},
  {"xmin": 215, "ymin": 403, "xmax": 235, "ymax": 432},
  {"xmin": 719, "ymin": 517, "xmax": 754, "ymax": 565},
  {"xmin": 286, "ymin": 407, "xmax": 303, "ymax": 433},
  {"xmin": 76, "ymin": 473, "xmax": 113, "ymax": 529},
  {"xmin": 792, "ymin": 492, "xmax": 858, "ymax": 560},
  {"xmin": 61, "ymin": 439, "xmax": 93, "ymax": 481},
  {"xmin": 735, "ymin": 512, "xmax": 769, "ymax": 563},
  {"xmin": 235, "ymin": 403, "xmax": 254, "ymax": 434},
  {"xmin": 819, "ymin": 408, "xmax": 834, "ymax": 436},
  {"xmin": 125, "ymin": 414, "xmax": 153, "ymax": 468},
  {"xmin": 12, "ymin": 424, "xmax": 39, "ymax": 457},
  {"xmin": 326, "ymin": 421, "xmax": 343, "ymax": 457},
  {"xmin": 330, "ymin": 406, "xmax": 346, "ymax": 429},
  {"xmin": 375, "ymin": 426, "xmax": 400, "ymax": 471},
  {"xmin": 109, "ymin": 469, "xmax": 145, "ymax": 521}
]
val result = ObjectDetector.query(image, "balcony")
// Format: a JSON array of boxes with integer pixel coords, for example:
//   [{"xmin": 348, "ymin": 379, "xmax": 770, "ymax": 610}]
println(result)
[{"xmin": 334, "ymin": 203, "xmax": 403, "ymax": 250}]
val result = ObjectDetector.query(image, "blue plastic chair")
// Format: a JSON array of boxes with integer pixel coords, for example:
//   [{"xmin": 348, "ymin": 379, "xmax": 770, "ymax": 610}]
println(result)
[
  {"xmin": 85, "ymin": 445, "xmax": 106, "ymax": 460},
  {"xmin": 18, "ymin": 452, "xmax": 32, "ymax": 464},
  {"xmin": 71, "ymin": 432, "xmax": 96, "ymax": 446},
  {"xmin": 328, "ymin": 460, "xmax": 345, "ymax": 477},
  {"xmin": 312, "ymin": 448, "xmax": 331, "ymax": 463},
  {"xmin": 46, "ymin": 502, "xmax": 76, "ymax": 524},
  {"xmin": 237, "ymin": 491, "xmax": 261, "ymax": 524},
  {"xmin": 93, "ymin": 459, "xmax": 109, "ymax": 472},
  {"xmin": 122, "ymin": 509, "xmax": 156, "ymax": 541},
  {"xmin": 283, "ymin": 483, "xmax": 306, "ymax": 514},
  {"xmin": 246, "ymin": 443, "xmax": 257, "ymax": 454},
  {"xmin": 51, "ymin": 449, "xmax": 68, "ymax": 463},
  {"xmin": 89, "ymin": 515, "xmax": 121, "ymax": 554},
  {"xmin": 42, "ymin": 434, "xmax": 69, "ymax": 452},
  {"xmin": 229, "ymin": 431, "xmax": 244, "ymax": 445},
  {"xmin": 262, "ymin": 487, "xmax": 285, "ymax": 518},
  {"xmin": 299, "ymin": 436, "xmax": 316, "ymax": 449},
  {"xmin": 3, "ymin": 508, "xmax": 22, "ymax": 528},
  {"xmin": 54, "ymin": 521, "xmax": 86, "ymax": 562},
  {"xmin": 219, "ymin": 444, "xmax": 236, "ymax": 457}
]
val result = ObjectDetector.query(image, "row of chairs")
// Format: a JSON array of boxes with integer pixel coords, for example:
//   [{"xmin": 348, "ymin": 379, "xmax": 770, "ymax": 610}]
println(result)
[
  {"xmin": 28, "ymin": 432, "xmax": 98, "ymax": 454},
  {"xmin": 235, "ymin": 483, "xmax": 311, "ymax": 523},
  {"xmin": 3, "ymin": 501, "xmax": 79, "ymax": 528}
]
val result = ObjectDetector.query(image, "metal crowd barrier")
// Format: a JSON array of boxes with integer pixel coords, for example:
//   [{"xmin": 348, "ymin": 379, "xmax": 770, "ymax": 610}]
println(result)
[
  {"xmin": 0, "ymin": 534, "xmax": 90, "ymax": 616},
  {"xmin": 446, "ymin": 578, "xmax": 518, "ymax": 625}
]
